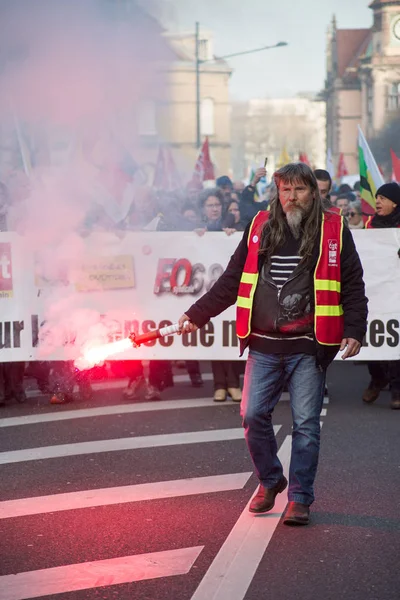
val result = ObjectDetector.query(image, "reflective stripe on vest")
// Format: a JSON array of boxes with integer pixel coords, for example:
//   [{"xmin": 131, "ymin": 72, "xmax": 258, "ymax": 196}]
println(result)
[
  {"xmin": 236, "ymin": 211, "xmax": 269, "ymax": 338},
  {"xmin": 313, "ymin": 211, "xmax": 344, "ymax": 345},
  {"xmin": 365, "ymin": 215, "xmax": 400, "ymax": 229},
  {"xmin": 236, "ymin": 210, "xmax": 344, "ymax": 345}
]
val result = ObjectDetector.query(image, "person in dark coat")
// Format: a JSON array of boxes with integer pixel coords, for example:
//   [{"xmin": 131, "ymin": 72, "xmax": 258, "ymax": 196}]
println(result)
[
  {"xmin": 178, "ymin": 163, "xmax": 368, "ymax": 526},
  {"xmin": 239, "ymin": 167, "xmax": 269, "ymax": 225},
  {"xmin": 363, "ymin": 182, "xmax": 400, "ymax": 410}
]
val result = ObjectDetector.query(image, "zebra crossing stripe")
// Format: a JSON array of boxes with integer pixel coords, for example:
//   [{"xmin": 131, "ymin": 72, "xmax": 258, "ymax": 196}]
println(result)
[
  {"xmin": 0, "ymin": 546, "xmax": 204, "ymax": 600},
  {"xmin": 191, "ymin": 435, "xmax": 292, "ymax": 600},
  {"xmin": 0, "ymin": 398, "xmax": 236, "ymax": 429},
  {"xmin": 0, "ymin": 427, "xmax": 281, "ymax": 465},
  {"xmin": 0, "ymin": 395, "xmax": 297, "ymax": 429},
  {"xmin": 0, "ymin": 472, "xmax": 253, "ymax": 520}
]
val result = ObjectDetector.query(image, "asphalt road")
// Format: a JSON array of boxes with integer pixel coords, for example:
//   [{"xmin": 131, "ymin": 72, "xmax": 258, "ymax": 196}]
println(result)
[{"xmin": 0, "ymin": 361, "xmax": 398, "ymax": 600}]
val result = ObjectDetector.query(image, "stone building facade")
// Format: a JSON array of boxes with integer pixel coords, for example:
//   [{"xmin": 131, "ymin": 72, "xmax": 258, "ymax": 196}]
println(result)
[{"xmin": 325, "ymin": 0, "xmax": 400, "ymax": 174}]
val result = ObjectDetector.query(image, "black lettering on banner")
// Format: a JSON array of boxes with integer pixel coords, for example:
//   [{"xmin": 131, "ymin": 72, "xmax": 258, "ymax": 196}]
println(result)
[
  {"xmin": 31, "ymin": 314, "xmax": 39, "ymax": 347},
  {"xmin": 124, "ymin": 320, "xmax": 139, "ymax": 338},
  {"xmin": 31, "ymin": 315, "xmax": 47, "ymax": 348},
  {"xmin": 13, "ymin": 321, "xmax": 24, "ymax": 348},
  {"xmin": 369, "ymin": 319, "xmax": 385, "ymax": 348},
  {"xmin": 182, "ymin": 331, "xmax": 198, "ymax": 347},
  {"xmin": 386, "ymin": 319, "xmax": 399, "ymax": 348},
  {"xmin": 222, "ymin": 320, "xmax": 238, "ymax": 347},
  {"xmin": 200, "ymin": 322, "xmax": 214, "ymax": 347},
  {"xmin": 158, "ymin": 320, "xmax": 174, "ymax": 347},
  {"xmin": 142, "ymin": 320, "xmax": 157, "ymax": 347},
  {"xmin": 0, "ymin": 322, "xmax": 11, "ymax": 348}
]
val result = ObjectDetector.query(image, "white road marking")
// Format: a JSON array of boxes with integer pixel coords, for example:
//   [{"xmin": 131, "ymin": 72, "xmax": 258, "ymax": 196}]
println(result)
[
  {"xmin": 0, "ymin": 472, "xmax": 252, "ymax": 520},
  {"xmin": 0, "ymin": 546, "xmax": 203, "ymax": 600},
  {"xmin": 320, "ymin": 408, "xmax": 327, "ymax": 416},
  {"xmin": 0, "ymin": 398, "xmax": 228, "ymax": 428},
  {"xmin": 0, "ymin": 427, "xmax": 280, "ymax": 465},
  {"xmin": 191, "ymin": 435, "xmax": 292, "ymax": 600},
  {"xmin": 1, "ymin": 393, "xmax": 300, "ymax": 429},
  {"xmin": 323, "ymin": 397, "xmax": 329, "ymax": 404}
]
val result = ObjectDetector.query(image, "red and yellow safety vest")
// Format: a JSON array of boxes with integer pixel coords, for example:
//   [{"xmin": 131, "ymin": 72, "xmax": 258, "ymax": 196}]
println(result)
[
  {"xmin": 365, "ymin": 215, "xmax": 400, "ymax": 228},
  {"xmin": 236, "ymin": 210, "xmax": 344, "ymax": 346},
  {"xmin": 365, "ymin": 216, "xmax": 373, "ymax": 229},
  {"xmin": 330, "ymin": 205, "xmax": 342, "ymax": 215}
]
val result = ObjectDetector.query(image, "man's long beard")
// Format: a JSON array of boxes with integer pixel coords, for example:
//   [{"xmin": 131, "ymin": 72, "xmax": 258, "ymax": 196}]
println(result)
[{"xmin": 286, "ymin": 207, "xmax": 304, "ymax": 239}]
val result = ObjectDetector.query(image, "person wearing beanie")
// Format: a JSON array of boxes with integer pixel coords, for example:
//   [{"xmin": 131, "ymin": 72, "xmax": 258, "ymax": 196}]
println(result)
[
  {"xmin": 365, "ymin": 182, "xmax": 400, "ymax": 229},
  {"xmin": 363, "ymin": 181, "xmax": 400, "ymax": 410}
]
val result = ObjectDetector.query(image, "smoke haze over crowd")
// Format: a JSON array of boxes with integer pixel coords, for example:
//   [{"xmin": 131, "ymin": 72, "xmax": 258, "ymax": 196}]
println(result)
[{"xmin": 0, "ymin": 0, "xmax": 171, "ymax": 358}]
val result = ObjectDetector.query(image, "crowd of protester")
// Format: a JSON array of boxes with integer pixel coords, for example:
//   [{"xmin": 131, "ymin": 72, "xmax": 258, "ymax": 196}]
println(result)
[{"xmin": 0, "ymin": 164, "xmax": 399, "ymax": 409}]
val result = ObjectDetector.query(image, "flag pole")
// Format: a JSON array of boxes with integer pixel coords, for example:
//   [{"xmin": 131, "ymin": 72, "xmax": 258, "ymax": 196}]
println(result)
[{"xmin": 9, "ymin": 96, "xmax": 31, "ymax": 177}]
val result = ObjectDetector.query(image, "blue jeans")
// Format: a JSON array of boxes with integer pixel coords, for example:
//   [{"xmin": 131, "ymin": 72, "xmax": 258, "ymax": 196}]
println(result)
[{"xmin": 241, "ymin": 350, "xmax": 326, "ymax": 506}]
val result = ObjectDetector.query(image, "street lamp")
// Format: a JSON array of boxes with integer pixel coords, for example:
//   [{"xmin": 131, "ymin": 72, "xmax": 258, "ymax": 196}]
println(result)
[
  {"xmin": 214, "ymin": 41, "xmax": 288, "ymax": 61},
  {"xmin": 195, "ymin": 22, "xmax": 288, "ymax": 148}
]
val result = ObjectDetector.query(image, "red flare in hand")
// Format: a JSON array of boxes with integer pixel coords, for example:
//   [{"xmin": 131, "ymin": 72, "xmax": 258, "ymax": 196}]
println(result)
[{"xmin": 75, "ymin": 322, "xmax": 187, "ymax": 370}]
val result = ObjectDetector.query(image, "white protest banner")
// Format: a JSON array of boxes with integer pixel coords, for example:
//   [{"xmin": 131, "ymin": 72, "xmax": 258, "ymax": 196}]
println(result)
[{"xmin": 0, "ymin": 229, "xmax": 399, "ymax": 362}]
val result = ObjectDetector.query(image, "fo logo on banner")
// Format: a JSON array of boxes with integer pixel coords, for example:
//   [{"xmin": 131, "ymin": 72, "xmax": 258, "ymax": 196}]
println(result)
[
  {"xmin": 328, "ymin": 239, "xmax": 338, "ymax": 267},
  {"xmin": 0, "ymin": 243, "xmax": 13, "ymax": 298}
]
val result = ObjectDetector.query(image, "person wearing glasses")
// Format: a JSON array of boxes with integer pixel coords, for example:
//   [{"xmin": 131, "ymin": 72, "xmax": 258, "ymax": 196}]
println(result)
[
  {"xmin": 348, "ymin": 200, "xmax": 365, "ymax": 229},
  {"xmin": 198, "ymin": 189, "xmax": 233, "ymax": 232}
]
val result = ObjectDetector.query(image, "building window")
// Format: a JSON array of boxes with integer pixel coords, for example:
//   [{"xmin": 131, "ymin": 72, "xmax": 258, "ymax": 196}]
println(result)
[
  {"xmin": 138, "ymin": 101, "xmax": 157, "ymax": 136},
  {"xmin": 201, "ymin": 98, "xmax": 215, "ymax": 136},
  {"xmin": 387, "ymin": 82, "xmax": 400, "ymax": 111}
]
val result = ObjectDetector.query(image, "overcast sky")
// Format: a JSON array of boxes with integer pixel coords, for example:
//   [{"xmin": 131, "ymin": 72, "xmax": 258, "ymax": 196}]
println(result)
[{"xmin": 162, "ymin": 0, "xmax": 373, "ymax": 100}]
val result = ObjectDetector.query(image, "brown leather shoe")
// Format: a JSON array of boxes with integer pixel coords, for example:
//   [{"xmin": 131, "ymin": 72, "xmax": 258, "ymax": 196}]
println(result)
[
  {"xmin": 391, "ymin": 393, "xmax": 400, "ymax": 410},
  {"xmin": 283, "ymin": 501, "xmax": 310, "ymax": 526},
  {"xmin": 362, "ymin": 380, "xmax": 388, "ymax": 404},
  {"xmin": 249, "ymin": 476, "xmax": 287, "ymax": 513}
]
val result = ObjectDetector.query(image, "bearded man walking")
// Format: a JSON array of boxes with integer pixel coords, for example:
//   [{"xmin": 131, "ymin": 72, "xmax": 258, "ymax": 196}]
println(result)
[{"xmin": 179, "ymin": 163, "xmax": 368, "ymax": 526}]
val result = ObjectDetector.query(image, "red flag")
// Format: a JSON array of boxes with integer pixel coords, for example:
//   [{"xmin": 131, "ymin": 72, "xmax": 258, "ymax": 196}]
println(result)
[
  {"xmin": 299, "ymin": 152, "xmax": 310, "ymax": 166},
  {"xmin": 390, "ymin": 148, "xmax": 400, "ymax": 182},
  {"xmin": 191, "ymin": 137, "xmax": 215, "ymax": 187},
  {"xmin": 153, "ymin": 146, "xmax": 181, "ymax": 191},
  {"xmin": 336, "ymin": 153, "xmax": 348, "ymax": 179}
]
